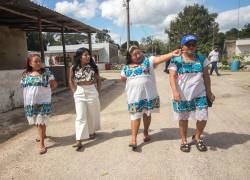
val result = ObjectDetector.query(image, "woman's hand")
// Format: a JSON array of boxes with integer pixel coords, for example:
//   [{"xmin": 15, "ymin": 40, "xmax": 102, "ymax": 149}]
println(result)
[
  {"xmin": 173, "ymin": 91, "xmax": 181, "ymax": 102},
  {"xmin": 207, "ymin": 91, "xmax": 215, "ymax": 102},
  {"xmin": 49, "ymin": 80, "xmax": 58, "ymax": 90},
  {"xmin": 171, "ymin": 49, "xmax": 181, "ymax": 57},
  {"xmin": 121, "ymin": 76, "xmax": 127, "ymax": 82},
  {"xmin": 153, "ymin": 49, "xmax": 181, "ymax": 66}
]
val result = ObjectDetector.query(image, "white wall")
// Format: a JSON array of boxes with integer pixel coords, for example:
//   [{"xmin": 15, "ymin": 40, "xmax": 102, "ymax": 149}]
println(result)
[
  {"xmin": 236, "ymin": 39, "xmax": 250, "ymax": 61},
  {"xmin": 47, "ymin": 43, "xmax": 119, "ymax": 63},
  {"xmin": 0, "ymin": 70, "xmax": 24, "ymax": 113}
]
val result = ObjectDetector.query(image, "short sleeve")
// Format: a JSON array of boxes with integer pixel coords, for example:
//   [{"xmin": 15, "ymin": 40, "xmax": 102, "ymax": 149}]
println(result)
[
  {"xmin": 168, "ymin": 58, "xmax": 177, "ymax": 71},
  {"xmin": 168, "ymin": 63, "xmax": 177, "ymax": 71},
  {"xmin": 209, "ymin": 51, "xmax": 213, "ymax": 57},
  {"xmin": 149, "ymin": 56, "xmax": 155, "ymax": 69},
  {"xmin": 20, "ymin": 76, "xmax": 25, "ymax": 87},
  {"xmin": 45, "ymin": 69, "xmax": 55, "ymax": 81},
  {"xmin": 121, "ymin": 65, "xmax": 127, "ymax": 77},
  {"xmin": 203, "ymin": 58, "xmax": 210, "ymax": 67}
]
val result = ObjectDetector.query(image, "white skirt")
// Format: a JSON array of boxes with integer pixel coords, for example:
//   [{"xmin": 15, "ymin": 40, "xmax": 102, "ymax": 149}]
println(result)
[{"xmin": 173, "ymin": 108, "xmax": 208, "ymax": 121}]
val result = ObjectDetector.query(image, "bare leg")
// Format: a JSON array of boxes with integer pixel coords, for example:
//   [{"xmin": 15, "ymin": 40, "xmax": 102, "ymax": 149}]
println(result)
[
  {"xmin": 143, "ymin": 114, "xmax": 151, "ymax": 140},
  {"xmin": 179, "ymin": 120, "xmax": 188, "ymax": 144},
  {"xmin": 38, "ymin": 125, "xmax": 46, "ymax": 149},
  {"xmin": 130, "ymin": 119, "xmax": 141, "ymax": 144},
  {"xmin": 195, "ymin": 120, "xmax": 207, "ymax": 141}
]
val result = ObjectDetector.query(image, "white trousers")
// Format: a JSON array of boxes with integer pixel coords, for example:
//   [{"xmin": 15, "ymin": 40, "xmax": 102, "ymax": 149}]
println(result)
[{"xmin": 74, "ymin": 85, "xmax": 100, "ymax": 140}]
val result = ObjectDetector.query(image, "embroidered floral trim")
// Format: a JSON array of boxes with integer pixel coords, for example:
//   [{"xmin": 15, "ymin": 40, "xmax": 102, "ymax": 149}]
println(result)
[
  {"xmin": 122, "ymin": 58, "xmax": 151, "ymax": 78},
  {"xmin": 172, "ymin": 96, "xmax": 208, "ymax": 113},
  {"xmin": 24, "ymin": 103, "xmax": 52, "ymax": 117},
  {"xmin": 128, "ymin": 96, "xmax": 160, "ymax": 113}
]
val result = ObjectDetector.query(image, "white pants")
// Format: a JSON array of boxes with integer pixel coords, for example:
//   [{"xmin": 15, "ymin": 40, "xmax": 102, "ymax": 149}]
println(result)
[{"xmin": 74, "ymin": 85, "xmax": 100, "ymax": 140}]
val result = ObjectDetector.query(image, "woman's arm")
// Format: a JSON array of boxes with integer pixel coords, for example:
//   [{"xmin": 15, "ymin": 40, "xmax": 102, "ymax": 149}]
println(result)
[
  {"xmin": 203, "ymin": 66, "xmax": 215, "ymax": 102},
  {"xmin": 121, "ymin": 76, "xmax": 127, "ymax": 83},
  {"xmin": 95, "ymin": 72, "xmax": 101, "ymax": 94},
  {"xmin": 153, "ymin": 49, "xmax": 181, "ymax": 66},
  {"xmin": 68, "ymin": 67, "xmax": 77, "ymax": 93},
  {"xmin": 169, "ymin": 69, "xmax": 181, "ymax": 102},
  {"xmin": 49, "ymin": 80, "xmax": 58, "ymax": 90}
]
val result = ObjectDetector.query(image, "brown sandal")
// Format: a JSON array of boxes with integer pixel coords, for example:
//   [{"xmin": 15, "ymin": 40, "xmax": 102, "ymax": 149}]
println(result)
[
  {"xmin": 143, "ymin": 136, "xmax": 151, "ymax": 142},
  {"xmin": 72, "ymin": 143, "xmax": 83, "ymax": 151},
  {"xmin": 39, "ymin": 147, "xmax": 47, "ymax": 155}
]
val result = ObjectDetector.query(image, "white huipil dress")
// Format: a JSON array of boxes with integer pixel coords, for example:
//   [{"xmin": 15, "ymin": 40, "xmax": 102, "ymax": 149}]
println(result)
[
  {"xmin": 168, "ymin": 55, "xmax": 210, "ymax": 121},
  {"xmin": 20, "ymin": 69, "xmax": 55, "ymax": 125},
  {"xmin": 121, "ymin": 57, "xmax": 160, "ymax": 120}
]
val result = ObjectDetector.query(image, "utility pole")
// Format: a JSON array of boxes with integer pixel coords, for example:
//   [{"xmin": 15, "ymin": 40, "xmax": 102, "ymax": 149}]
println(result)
[
  {"xmin": 237, "ymin": 0, "xmax": 240, "ymax": 39},
  {"xmin": 126, "ymin": 0, "xmax": 131, "ymax": 51},
  {"xmin": 212, "ymin": 22, "xmax": 215, "ymax": 49}
]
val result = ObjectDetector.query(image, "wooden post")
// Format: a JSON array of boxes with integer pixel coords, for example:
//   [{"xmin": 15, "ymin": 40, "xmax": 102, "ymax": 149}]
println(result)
[
  {"xmin": 38, "ymin": 18, "xmax": 45, "ymax": 62},
  {"xmin": 88, "ymin": 33, "xmax": 92, "ymax": 55},
  {"xmin": 61, "ymin": 25, "xmax": 68, "ymax": 86}
]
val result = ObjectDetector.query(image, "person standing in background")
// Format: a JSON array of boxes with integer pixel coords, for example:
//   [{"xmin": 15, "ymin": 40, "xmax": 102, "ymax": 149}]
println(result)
[{"xmin": 208, "ymin": 47, "xmax": 220, "ymax": 76}]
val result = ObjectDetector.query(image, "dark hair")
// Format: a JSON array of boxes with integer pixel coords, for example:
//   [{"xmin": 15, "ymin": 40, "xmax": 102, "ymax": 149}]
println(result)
[
  {"xmin": 23, "ymin": 54, "xmax": 45, "ymax": 76},
  {"xmin": 126, "ymin": 45, "xmax": 139, "ymax": 65},
  {"xmin": 72, "ymin": 47, "xmax": 99, "ymax": 74}
]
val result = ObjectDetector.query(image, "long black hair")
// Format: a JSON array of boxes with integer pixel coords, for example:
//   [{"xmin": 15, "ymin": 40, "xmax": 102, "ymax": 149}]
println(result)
[
  {"xmin": 72, "ymin": 47, "xmax": 99, "ymax": 74},
  {"xmin": 126, "ymin": 45, "xmax": 140, "ymax": 65}
]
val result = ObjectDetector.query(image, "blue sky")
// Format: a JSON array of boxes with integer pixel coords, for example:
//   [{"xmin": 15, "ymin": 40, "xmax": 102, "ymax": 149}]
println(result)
[{"xmin": 34, "ymin": 0, "xmax": 250, "ymax": 44}]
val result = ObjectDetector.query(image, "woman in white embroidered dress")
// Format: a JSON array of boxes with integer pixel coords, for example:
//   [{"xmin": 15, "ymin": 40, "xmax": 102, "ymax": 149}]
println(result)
[
  {"xmin": 21, "ymin": 54, "xmax": 57, "ymax": 155},
  {"xmin": 168, "ymin": 35, "xmax": 215, "ymax": 152},
  {"xmin": 121, "ymin": 46, "xmax": 180, "ymax": 150}
]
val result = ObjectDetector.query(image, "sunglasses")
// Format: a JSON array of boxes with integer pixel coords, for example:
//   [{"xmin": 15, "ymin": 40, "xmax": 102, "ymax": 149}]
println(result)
[{"xmin": 185, "ymin": 42, "xmax": 196, "ymax": 47}]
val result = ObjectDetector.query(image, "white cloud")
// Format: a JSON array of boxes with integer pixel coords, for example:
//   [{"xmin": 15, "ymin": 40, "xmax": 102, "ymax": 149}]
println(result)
[
  {"xmin": 216, "ymin": 5, "xmax": 250, "ymax": 32},
  {"xmin": 109, "ymin": 32, "xmax": 121, "ymax": 44},
  {"xmin": 99, "ymin": 0, "xmax": 193, "ymax": 28},
  {"xmin": 55, "ymin": 0, "xmax": 98, "ymax": 19}
]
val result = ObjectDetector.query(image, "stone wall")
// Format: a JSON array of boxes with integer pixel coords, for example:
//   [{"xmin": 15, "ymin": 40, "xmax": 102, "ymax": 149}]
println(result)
[
  {"xmin": 0, "ymin": 27, "xmax": 27, "ymax": 70},
  {"xmin": 0, "ymin": 70, "xmax": 24, "ymax": 113}
]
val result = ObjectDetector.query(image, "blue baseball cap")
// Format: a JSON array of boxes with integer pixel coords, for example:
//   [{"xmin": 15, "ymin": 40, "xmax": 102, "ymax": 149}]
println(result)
[{"xmin": 181, "ymin": 34, "xmax": 197, "ymax": 45}]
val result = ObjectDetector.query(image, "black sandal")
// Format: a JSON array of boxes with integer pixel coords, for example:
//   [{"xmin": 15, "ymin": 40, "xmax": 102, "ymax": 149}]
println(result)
[
  {"xmin": 73, "ymin": 143, "xmax": 83, "ymax": 151},
  {"xmin": 192, "ymin": 135, "xmax": 207, "ymax": 152},
  {"xmin": 180, "ymin": 143, "xmax": 191, "ymax": 152},
  {"xmin": 129, "ymin": 143, "xmax": 137, "ymax": 151},
  {"xmin": 143, "ymin": 136, "xmax": 151, "ymax": 142}
]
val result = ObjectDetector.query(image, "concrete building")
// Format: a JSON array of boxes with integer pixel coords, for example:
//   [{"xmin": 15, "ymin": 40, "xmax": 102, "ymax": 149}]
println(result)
[
  {"xmin": 223, "ymin": 40, "xmax": 236, "ymax": 63},
  {"xmin": 46, "ymin": 43, "xmax": 119, "ymax": 70},
  {"xmin": 236, "ymin": 39, "xmax": 250, "ymax": 61},
  {"xmin": 224, "ymin": 39, "xmax": 250, "ymax": 63},
  {"xmin": 0, "ymin": 0, "xmax": 100, "ymax": 113}
]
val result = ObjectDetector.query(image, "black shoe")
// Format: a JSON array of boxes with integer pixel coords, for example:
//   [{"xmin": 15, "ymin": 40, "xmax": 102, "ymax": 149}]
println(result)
[
  {"xmin": 180, "ymin": 143, "xmax": 191, "ymax": 152},
  {"xmin": 129, "ymin": 143, "xmax": 137, "ymax": 151}
]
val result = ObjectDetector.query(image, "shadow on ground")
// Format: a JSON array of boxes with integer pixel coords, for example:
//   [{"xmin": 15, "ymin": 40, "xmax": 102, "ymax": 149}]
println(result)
[
  {"xmin": 0, "ymin": 80, "xmax": 124, "ymax": 144},
  {"xmin": 46, "ymin": 128, "xmax": 250, "ymax": 153}
]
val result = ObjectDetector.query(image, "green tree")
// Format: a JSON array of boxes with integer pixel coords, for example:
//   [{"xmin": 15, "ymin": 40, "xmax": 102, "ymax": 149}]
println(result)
[
  {"xmin": 225, "ymin": 28, "xmax": 239, "ymax": 40},
  {"xmin": 120, "ymin": 41, "xmax": 140, "ymax": 55},
  {"xmin": 95, "ymin": 29, "xmax": 114, "ymax": 43},
  {"xmin": 26, "ymin": 32, "xmax": 47, "ymax": 51},
  {"xmin": 165, "ymin": 4, "xmax": 218, "ymax": 55},
  {"xmin": 240, "ymin": 23, "xmax": 250, "ymax": 38},
  {"xmin": 140, "ymin": 36, "xmax": 169, "ymax": 55},
  {"xmin": 121, "ymin": 41, "xmax": 139, "ymax": 50},
  {"xmin": 214, "ymin": 32, "xmax": 226, "ymax": 50}
]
